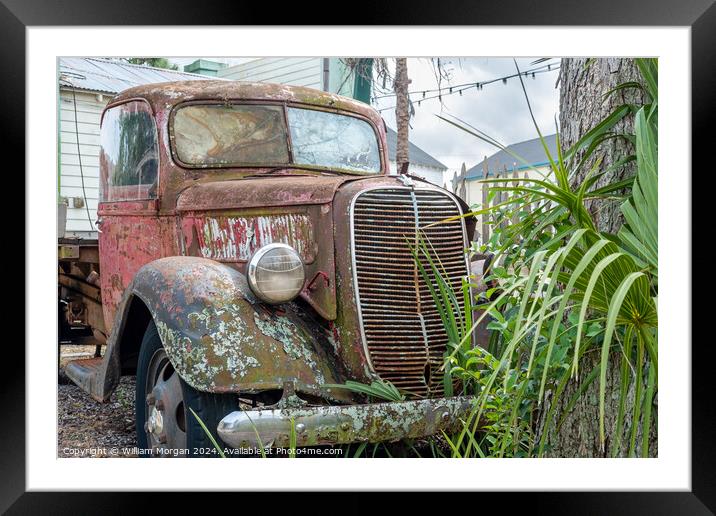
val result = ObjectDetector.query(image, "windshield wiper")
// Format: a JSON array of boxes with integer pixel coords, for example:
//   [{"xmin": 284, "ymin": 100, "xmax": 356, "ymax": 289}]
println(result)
[{"xmin": 245, "ymin": 166, "xmax": 343, "ymax": 177}]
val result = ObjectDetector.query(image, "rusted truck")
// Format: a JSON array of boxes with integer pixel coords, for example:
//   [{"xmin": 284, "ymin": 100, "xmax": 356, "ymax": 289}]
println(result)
[{"xmin": 59, "ymin": 80, "xmax": 482, "ymax": 456}]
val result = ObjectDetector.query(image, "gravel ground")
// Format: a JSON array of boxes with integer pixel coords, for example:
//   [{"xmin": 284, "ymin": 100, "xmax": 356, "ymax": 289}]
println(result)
[
  {"xmin": 57, "ymin": 346, "xmax": 446, "ymax": 459},
  {"xmin": 58, "ymin": 345, "xmax": 138, "ymax": 458}
]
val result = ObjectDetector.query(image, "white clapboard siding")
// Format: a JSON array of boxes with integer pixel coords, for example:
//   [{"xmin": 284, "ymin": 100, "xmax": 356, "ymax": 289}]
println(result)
[
  {"xmin": 218, "ymin": 58, "xmax": 323, "ymax": 89},
  {"xmin": 59, "ymin": 89, "xmax": 110, "ymax": 236},
  {"xmin": 60, "ymin": 130, "xmax": 101, "ymax": 146}
]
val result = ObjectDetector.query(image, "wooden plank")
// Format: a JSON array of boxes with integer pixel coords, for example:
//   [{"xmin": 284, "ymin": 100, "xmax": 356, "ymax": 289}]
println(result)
[
  {"xmin": 222, "ymin": 57, "xmax": 323, "ymax": 89},
  {"xmin": 60, "ymin": 132, "xmax": 101, "ymax": 146},
  {"xmin": 481, "ymin": 156, "xmax": 489, "ymax": 243},
  {"xmin": 500, "ymin": 165, "xmax": 508, "ymax": 229},
  {"xmin": 60, "ymin": 153, "xmax": 99, "ymax": 167},
  {"xmin": 59, "ymin": 109, "xmax": 102, "ymax": 125},
  {"xmin": 223, "ymin": 57, "xmax": 319, "ymax": 78},
  {"xmin": 58, "ymin": 273, "xmax": 102, "ymax": 304},
  {"xmin": 60, "ymin": 175, "xmax": 100, "ymax": 189},
  {"xmin": 512, "ymin": 168, "xmax": 519, "ymax": 224},
  {"xmin": 60, "ymin": 164, "xmax": 100, "ymax": 177},
  {"xmin": 60, "ymin": 142, "xmax": 100, "ymax": 157},
  {"xmin": 60, "ymin": 185, "xmax": 99, "ymax": 200}
]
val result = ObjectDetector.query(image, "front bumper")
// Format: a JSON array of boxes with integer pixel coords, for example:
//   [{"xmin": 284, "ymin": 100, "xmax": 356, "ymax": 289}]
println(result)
[{"xmin": 217, "ymin": 395, "xmax": 477, "ymax": 448}]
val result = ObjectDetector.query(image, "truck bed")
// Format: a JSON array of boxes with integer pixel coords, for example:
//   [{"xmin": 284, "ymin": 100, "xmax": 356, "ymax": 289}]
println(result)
[{"xmin": 58, "ymin": 237, "xmax": 105, "ymax": 341}]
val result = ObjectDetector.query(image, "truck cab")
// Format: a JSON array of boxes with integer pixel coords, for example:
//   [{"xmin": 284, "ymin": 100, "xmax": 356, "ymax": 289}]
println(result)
[{"xmin": 64, "ymin": 80, "xmax": 479, "ymax": 455}]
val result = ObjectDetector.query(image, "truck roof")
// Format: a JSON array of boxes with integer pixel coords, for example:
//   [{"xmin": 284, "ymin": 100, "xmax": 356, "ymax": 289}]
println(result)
[{"xmin": 110, "ymin": 80, "xmax": 382, "ymax": 125}]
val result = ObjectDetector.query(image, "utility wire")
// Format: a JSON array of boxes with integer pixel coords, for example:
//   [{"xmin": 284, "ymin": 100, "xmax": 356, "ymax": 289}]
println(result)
[{"xmin": 67, "ymin": 81, "xmax": 96, "ymax": 233}]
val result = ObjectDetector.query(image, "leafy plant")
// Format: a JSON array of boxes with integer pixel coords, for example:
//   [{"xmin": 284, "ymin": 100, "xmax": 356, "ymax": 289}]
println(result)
[
  {"xmin": 323, "ymin": 379, "xmax": 406, "ymax": 402},
  {"xmin": 189, "ymin": 407, "xmax": 300, "ymax": 459},
  {"xmin": 428, "ymin": 58, "xmax": 658, "ymax": 457},
  {"xmin": 189, "ymin": 407, "xmax": 227, "ymax": 458}
]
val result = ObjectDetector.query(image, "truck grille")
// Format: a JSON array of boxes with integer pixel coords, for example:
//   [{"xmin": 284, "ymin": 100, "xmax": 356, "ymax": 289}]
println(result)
[{"xmin": 351, "ymin": 187, "xmax": 469, "ymax": 398}]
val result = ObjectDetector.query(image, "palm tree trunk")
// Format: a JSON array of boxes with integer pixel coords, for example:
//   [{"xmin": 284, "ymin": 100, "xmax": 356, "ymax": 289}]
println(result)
[{"xmin": 394, "ymin": 58, "xmax": 410, "ymax": 174}]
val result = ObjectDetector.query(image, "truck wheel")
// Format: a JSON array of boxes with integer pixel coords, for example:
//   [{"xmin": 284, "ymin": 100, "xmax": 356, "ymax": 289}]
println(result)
[{"xmin": 135, "ymin": 320, "xmax": 238, "ymax": 457}]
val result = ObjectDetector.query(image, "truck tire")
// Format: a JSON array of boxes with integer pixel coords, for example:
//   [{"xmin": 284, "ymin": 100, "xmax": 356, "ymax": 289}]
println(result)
[{"xmin": 135, "ymin": 320, "xmax": 239, "ymax": 457}]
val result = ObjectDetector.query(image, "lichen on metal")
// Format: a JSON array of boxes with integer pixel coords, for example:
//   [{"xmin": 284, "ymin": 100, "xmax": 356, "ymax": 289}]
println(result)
[
  {"xmin": 253, "ymin": 311, "xmax": 325, "ymax": 384},
  {"xmin": 217, "ymin": 396, "xmax": 479, "ymax": 448}
]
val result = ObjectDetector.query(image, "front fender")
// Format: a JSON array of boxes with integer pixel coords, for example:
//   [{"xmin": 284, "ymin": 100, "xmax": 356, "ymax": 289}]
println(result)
[
  {"xmin": 59, "ymin": 256, "xmax": 352, "ymax": 406},
  {"xmin": 130, "ymin": 257, "xmax": 352, "ymax": 401}
]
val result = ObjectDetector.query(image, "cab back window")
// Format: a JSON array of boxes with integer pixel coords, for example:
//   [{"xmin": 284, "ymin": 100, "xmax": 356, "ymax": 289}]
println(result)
[{"xmin": 100, "ymin": 101, "xmax": 158, "ymax": 202}]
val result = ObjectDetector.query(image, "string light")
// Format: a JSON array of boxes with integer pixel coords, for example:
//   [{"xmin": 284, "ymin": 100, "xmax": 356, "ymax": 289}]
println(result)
[
  {"xmin": 372, "ymin": 61, "xmax": 559, "ymax": 101},
  {"xmin": 376, "ymin": 63, "xmax": 560, "ymax": 113}
]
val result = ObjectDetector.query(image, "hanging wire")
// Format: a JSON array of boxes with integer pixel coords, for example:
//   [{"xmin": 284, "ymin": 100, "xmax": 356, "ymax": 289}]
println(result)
[{"xmin": 63, "ymin": 77, "xmax": 96, "ymax": 233}]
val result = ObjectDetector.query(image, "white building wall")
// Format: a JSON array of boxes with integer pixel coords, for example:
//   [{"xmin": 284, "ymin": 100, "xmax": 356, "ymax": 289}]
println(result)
[
  {"xmin": 59, "ymin": 89, "xmax": 111, "ymax": 238},
  {"xmin": 461, "ymin": 164, "xmax": 551, "ymax": 243},
  {"xmin": 388, "ymin": 160, "xmax": 445, "ymax": 188},
  {"xmin": 464, "ymin": 165, "xmax": 550, "ymax": 208},
  {"xmin": 218, "ymin": 57, "xmax": 324, "ymax": 89}
]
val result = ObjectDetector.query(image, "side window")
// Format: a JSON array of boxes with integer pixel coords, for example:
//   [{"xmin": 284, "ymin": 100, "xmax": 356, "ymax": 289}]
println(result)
[{"xmin": 99, "ymin": 101, "xmax": 158, "ymax": 202}]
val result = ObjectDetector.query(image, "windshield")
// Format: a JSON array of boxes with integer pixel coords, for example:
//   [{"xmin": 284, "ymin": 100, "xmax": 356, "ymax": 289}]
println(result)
[
  {"xmin": 172, "ymin": 103, "xmax": 381, "ymax": 174},
  {"xmin": 173, "ymin": 104, "xmax": 289, "ymax": 166}
]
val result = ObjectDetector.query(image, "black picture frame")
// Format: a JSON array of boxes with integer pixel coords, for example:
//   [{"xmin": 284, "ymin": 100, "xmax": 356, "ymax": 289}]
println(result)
[{"xmin": 6, "ymin": 0, "xmax": 711, "ymax": 512}]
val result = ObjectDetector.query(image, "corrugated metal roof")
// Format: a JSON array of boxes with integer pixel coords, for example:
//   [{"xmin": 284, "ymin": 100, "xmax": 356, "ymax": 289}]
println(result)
[
  {"xmin": 385, "ymin": 126, "xmax": 447, "ymax": 170},
  {"xmin": 465, "ymin": 133, "xmax": 558, "ymax": 180},
  {"xmin": 58, "ymin": 57, "xmax": 217, "ymax": 94}
]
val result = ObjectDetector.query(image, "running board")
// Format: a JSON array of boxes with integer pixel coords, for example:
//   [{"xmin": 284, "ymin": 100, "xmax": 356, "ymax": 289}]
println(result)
[{"xmin": 64, "ymin": 357, "xmax": 108, "ymax": 402}]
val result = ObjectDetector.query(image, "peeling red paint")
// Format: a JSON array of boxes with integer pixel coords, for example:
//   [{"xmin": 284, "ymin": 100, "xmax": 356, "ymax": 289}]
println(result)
[{"xmin": 188, "ymin": 213, "xmax": 314, "ymax": 262}]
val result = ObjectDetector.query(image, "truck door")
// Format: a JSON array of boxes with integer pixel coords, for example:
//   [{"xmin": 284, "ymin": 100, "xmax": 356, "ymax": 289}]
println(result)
[{"xmin": 97, "ymin": 100, "xmax": 163, "ymax": 334}]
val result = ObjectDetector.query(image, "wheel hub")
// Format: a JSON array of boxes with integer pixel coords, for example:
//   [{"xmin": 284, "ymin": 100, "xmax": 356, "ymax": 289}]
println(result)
[
  {"xmin": 144, "ymin": 349, "xmax": 186, "ymax": 454},
  {"xmin": 147, "ymin": 405, "xmax": 164, "ymax": 436}
]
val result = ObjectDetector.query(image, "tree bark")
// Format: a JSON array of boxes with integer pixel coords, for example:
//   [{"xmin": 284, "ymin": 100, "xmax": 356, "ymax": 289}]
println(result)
[
  {"xmin": 558, "ymin": 58, "xmax": 646, "ymax": 234},
  {"xmin": 539, "ymin": 58, "xmax": 657, "ymax": 457},
  {"xmin": 394, "ymin": 58, "xmax": 410, "ymax": 174}
]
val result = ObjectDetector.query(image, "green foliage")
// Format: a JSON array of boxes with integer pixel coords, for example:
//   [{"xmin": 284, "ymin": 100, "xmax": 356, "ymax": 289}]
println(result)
[
  {"xmin": 323, "ymin": 379, "xmax": 406, "ymax": 402},
  {"xmin": 289, "ymin": 417, "xmax": 297, "ymax": 458},
  {"xmin": 125, "ymin": 57, "xmax": 178, "ymax": 70},
  {"xmin": 430, "ymin": 58, "xmax": 658, "ymax": 457},
  {"xmin": 189, "ymin": 407, "xmax": 226, "ymax": 458},
  {"xmin": 618, "ymin": 107, "xmax": 658, "ymax": 279},
  {"xmin": 445, "ymin": 346, "xmax": 534, "ymax": 457}
]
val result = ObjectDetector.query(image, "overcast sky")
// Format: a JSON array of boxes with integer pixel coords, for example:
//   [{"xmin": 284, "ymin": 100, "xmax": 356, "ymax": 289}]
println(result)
[
  {"xmin": 169, "ymin": 57, "xmax": 561, "ymax": 176},
  {"xmin": 371, "ymin": 58, "xmax": 561, "ymax": 174}
]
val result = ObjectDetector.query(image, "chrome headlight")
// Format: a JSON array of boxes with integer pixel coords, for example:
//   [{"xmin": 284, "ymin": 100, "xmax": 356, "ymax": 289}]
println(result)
[{"xmin": 247, "ymin": 243, "xmax": 305, "ymax": 304}]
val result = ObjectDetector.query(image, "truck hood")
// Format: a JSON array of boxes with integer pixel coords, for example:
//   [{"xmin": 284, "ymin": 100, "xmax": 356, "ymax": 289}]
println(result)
[
  {"xmin": 176, "ymin": 175, "xmax": 360, "ymax": 211},
  {"xmin": 175, "ymin": 172, "xmax": 473, "ymax": 328}
]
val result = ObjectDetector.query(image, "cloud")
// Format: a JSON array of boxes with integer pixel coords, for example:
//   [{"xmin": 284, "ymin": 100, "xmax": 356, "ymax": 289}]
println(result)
[{"xmin": 373, "ymin": 58, "xmax": 560, "ymax": 173}]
